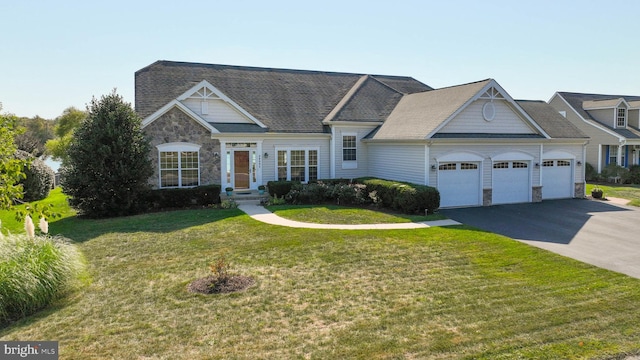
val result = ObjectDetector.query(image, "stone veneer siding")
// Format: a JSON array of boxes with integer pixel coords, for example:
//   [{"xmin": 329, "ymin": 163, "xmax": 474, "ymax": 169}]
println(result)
[
  {"xmin": 143, "ymin": 107, "xmax": 221, "ymax": 188},
  {"xmin": 574, "ymin": 182, "xmax": 585, "ymax": 198},
  {"xmin": 532, "ymin": 186, "xmax": 542, "ymax": 203}
]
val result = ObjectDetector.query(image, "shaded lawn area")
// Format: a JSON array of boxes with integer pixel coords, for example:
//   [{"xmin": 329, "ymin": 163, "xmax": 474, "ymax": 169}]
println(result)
[
  {"xmin": 2, "ymin": 205, "xmax": 640, "ymax": 358},
  {"xmin": 586, "ymin": 183, "xmax": 640, "ymax": 207}
]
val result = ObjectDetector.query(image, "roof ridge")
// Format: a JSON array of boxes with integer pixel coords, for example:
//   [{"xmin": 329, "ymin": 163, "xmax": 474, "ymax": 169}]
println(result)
[{"xmin": 322, "ymin": 75, "xmax": 369, "ymax": 123}]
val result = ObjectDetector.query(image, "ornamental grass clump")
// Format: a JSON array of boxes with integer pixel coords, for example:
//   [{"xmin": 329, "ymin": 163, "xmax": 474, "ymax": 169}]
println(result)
[{"xmin": 0, "ymin": 219, "xmax": 87, "ymax": 325}]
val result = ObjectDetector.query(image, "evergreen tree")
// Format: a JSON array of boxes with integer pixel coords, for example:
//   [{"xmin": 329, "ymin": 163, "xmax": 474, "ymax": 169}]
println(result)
[{"xmin": 61, "ymin": 91, "xmax": 152, "ymax": 218}]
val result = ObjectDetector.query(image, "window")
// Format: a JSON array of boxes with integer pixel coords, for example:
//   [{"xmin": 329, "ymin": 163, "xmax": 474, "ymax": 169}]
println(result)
[
  {"xmin": 342, "ymin": 135, "xmax": 357, "ymax": 161},
  {"xmin": 157, "ymin": 143, "xmax": 200, "ymax": 188},
  {"xmin": 609, "ymin": 146, "xmax": 618, "ymax": 165},
  {"xmin": 493, "ymin": 162, "xmax": 509, "ymax": 169},
  {"xmin": 557, "ymin": 160, "xmax": 571, "ymax": 167},
  {"xmin": 277, "ymin": 149, "xmax": 318, "ymax": 182},
  {"xmin": 542, "ymin": 160, "xmax": 554, "ymax": 167},
  {"xmin": 460, "ymin": 163, "xmax": 478, "ymax": 170},
  {"xmin": 160, "ymin": 151, "xmax": 199, "ymax": 187},
  {"xmin": 439, "ymin": 163, "xmax": 456, "ymax": 170},
  {"xmin": 617, "ymin": 108, "xmax": 627, "ymax": 128},
  {"xmin": 513, "ymin": 162, "xmax": 528, "ymax": 168}
]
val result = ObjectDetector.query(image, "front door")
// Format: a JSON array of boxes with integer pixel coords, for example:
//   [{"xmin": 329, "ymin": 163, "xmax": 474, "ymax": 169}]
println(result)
[{"xmin": 234, "ymin": 151, "xmax": 250, "ymax": 189}]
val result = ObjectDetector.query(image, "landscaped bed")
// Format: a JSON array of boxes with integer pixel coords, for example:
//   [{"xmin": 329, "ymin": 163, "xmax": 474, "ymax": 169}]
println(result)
[{"xmin": 1, "ymin": 193, "xmax": 640, "ymax": 359}]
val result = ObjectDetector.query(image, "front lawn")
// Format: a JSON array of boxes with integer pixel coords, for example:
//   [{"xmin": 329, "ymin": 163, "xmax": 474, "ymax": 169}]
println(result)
[
  {"xmin": 266, "ymin": 204, "xmax": 446, "ymax": 224},
  {"xmin": 586, "ymin": 183, "xmax": 640, "ymax": 206},
  {"xmin": 1, "ymin": 195, "xmax": 640, "ymax": 358}
]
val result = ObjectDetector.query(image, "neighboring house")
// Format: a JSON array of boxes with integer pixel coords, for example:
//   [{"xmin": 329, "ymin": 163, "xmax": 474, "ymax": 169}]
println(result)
[
  {"xmin": 136, "ymin": 60, "xmax": 588, "ymax": 208},
  {"xmin": 549, "ymin": 92, "xmax": 640, "ymax": 173}
]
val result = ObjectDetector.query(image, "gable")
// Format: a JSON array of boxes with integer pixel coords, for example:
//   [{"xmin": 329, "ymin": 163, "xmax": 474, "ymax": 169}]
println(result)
[
  {"xmin": 179, "ymin": 82, "xmax": 255, "ymax": 124},
  {"xmin": 438, "ymin": 98, "xmax": 537, "ymax": 135}
]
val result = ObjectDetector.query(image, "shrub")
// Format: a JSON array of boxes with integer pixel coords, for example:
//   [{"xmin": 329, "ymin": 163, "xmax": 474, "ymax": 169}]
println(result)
[
  {"xmin": 628, "ymin": 165, "xmax": 640, "ymax": 184},
  {"xmin": 355, "ymin": 177, "xmax": 440, "ymax": 214},
  {"xmin": 61, "ymin": 91, "xmax": 153, "ymax": 218},
  {"xmin": 601, "ymin": 164, "xmax": 628, "ymax": 181},
  {"xmin": 584, "ymin": 162, "xmax": 597, "ymax": 182},
  {"xmin": 148, "ymin": 185, "xmax": 221, "ymax": 209},
  {"xmin": 0, "ymin": 234, "xmax": 87, "ymax": 325},
  {"xmin": 266, "ymin": 180, "xmax": 301, "ymax": 198},
  {"xmin": 14, "ymin": 150, "xmax": 55, "ymax": 202}
]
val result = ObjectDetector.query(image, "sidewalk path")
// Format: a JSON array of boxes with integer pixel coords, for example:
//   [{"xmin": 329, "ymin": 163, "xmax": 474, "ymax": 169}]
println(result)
[{"xmin": 237, "ymin": 202, "xmax": 460, "ymax": 230}]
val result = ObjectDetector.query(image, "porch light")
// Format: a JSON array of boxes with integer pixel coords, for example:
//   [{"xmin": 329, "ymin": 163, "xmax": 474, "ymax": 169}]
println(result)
[
  {"xmin": 535, "ymin": 163, "xmax": 540, "ymax": 168},
  {"xmin": 264, "ymin": 152, "xmax": 269, "ymax": 159},
  {"xmin": 431, "ymin": 164, "xmax": 436, "ymax": 171},
  {"xmin": 577, "ymin": 161, "xmax": 582, "ymax": 166}
]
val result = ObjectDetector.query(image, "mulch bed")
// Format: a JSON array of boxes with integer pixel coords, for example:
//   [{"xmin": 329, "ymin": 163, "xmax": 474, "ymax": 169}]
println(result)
[{"xmin": 187, "ymin": 275, "xmax": 255, "ymax": 294}]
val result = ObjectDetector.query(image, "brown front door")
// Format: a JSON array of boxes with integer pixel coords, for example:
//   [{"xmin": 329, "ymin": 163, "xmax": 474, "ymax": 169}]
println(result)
[{"xmin": 234, "ymin": 151, "xmax": 250, "ymax": 189}]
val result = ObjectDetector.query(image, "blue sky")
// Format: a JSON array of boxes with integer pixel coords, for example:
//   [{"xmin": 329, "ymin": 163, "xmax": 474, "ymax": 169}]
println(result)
[{"xmin": 2, "ymin": 0, "xmax": 639, "ymax": 119}]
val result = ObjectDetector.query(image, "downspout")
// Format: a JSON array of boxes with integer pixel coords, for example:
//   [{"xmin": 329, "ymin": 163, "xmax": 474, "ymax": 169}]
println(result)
[{"xmin": 330, "ymin": 126, "xmax": 336, "ymax": 178}]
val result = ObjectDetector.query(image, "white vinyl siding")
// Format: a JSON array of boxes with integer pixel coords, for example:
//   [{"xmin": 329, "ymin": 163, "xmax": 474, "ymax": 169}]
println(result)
[
  {"xmin": 334, "ymin": 126, "xmax": 375, "ymax": 179},
  {"xmin": 438, "ymin": 100, "xmax": 536, "ymax": 134},
  {"xmin": 367, "ymin": 144, "xmax": 425, "ymax": 184},
  {"xmin": 183, "ymin": 98, "xmax": 252, "ymax": 124}
]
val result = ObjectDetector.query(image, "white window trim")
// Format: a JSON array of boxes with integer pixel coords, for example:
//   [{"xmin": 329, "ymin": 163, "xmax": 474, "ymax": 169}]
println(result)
[
  {"xmin": 275, "ymin": 147, "xmax": 320, "ymax": 183},
  {"xmin": 341, "ymin": 133, "xmax": 358, "ymax": 169},
  {"xmin": 157, "ymin": 142, "xmax": 201, "ymax": 188},
  {"xmin": 616, "ymin": 107, "xmax": 627, "ymax": 128}
]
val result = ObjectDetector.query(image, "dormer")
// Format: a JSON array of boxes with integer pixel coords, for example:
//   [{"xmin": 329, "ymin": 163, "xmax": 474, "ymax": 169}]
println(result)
[
  {"xmin": 628, "ymin": 100, "xmax": 640, "ymax": 129},
  {"xmin": 582, "ymin": 98, "xmax": 629, "ymax": 129}
]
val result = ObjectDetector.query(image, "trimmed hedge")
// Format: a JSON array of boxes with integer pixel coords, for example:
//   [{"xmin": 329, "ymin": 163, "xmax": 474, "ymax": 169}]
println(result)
[
  {"xmin": 148, "ymin": 185, "xmax": 221, "ymax": 209},
  {"xmin": 355, "ymin": 177, "xmax": 440, "ymax": 214},
  {"xmin": 266, "ymin": 180, "xmax": 301, "ymax": 198}
]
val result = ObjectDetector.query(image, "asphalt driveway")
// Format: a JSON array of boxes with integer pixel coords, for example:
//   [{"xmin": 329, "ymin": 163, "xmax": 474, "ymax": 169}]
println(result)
[{"xmin": 441, "ymin": 199, "xmax": 640, "ymax": 279}]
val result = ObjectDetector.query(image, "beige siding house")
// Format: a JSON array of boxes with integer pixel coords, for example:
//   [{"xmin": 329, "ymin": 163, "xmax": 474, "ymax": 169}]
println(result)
[
  {"xmin": 549, "ymin": 92, "xmax": 640, "ymax": 173},
  {"xmin": 136, "ymin": 61, "xmax": 588, "ymax": 208}
]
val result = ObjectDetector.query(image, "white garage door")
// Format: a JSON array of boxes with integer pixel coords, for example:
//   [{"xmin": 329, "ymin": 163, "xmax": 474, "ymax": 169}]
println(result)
[
  {"xmin": 438, "ymin": 162, "xmax": 481, "ymax": 207},
  {"xmin": 492, "ymin": 161, "xmax": 530, "ymax": 204},
  {"xmin": 542, "ymin": 160, "xmax": 572, "ymax": 199}
]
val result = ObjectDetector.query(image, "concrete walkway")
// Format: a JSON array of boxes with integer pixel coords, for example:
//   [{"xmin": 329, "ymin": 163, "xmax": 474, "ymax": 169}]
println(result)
[{"xmin": 237, "ymin": 202, "xmax": 460, "ymax": 230}]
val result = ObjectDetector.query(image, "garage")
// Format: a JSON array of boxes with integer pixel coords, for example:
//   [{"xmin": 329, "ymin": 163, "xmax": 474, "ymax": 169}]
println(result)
[
  {"xmin": 437, "ymin": 162, "xmax": 482, "ymax": 207},
  {"xmin": 542, "ymin": 159, "xmax": 573, "ymax": 199},
  {"xmin": 492, "ymin": 160, "xmax": 531, "ymax": 204}
]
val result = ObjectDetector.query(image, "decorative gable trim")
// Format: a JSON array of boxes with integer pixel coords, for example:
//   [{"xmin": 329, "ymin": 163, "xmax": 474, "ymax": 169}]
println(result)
[
  {"xmin": 428, "ymin": 79, "xmax": 551, "ymax": 139},
  {"xmin": 177, "ymin": 80, "xmax": 268, "ymax": 129},
  {"xmin": 141, "ymin": 100, "xmax": 220, "ymax": 133}
]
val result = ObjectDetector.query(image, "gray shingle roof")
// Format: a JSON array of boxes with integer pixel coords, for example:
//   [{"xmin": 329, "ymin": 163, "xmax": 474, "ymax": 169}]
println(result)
[
  {"xmin": 135, "ymin": 61, "xmax": 431, "ymax": 133},
  {"xmin": 369, "ymin": 79, "xmax": 492, "ymax": 140},
  {"xmin": 556, "ymin": 92, "xmax": 640, "ymax": 138},
  {"xmin": 516, "ymin": 100, "xmax": 588, "ymax": 139}
]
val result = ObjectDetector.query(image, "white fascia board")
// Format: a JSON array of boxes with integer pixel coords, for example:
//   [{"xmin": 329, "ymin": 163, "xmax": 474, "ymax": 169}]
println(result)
[
  {"xmin": 554, "ymin": 93, "xmax": 624, "ymax": 141},
  {"xmin": 176, "ymin": 80, "xmax": 268, "ymax": 129},
  {"xmin": 141, "ymin": 100, "xmax": 219, "ymax": 133}
]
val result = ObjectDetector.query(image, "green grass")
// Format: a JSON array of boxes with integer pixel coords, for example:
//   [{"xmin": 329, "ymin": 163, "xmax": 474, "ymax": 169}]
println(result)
[
  {"xmin": 266, "ymin": 204, "xmax": 446, "ymax": 224},
  {"xmin": 586, "ymin": 183, "xmax": 640, "ymax": 206},
  {"xmin": 0, "ymin": 188, "xmax": 76, "ymax": 235},
  {"xmin": 1, "ymin": 194, "xmax": 640, "ymax": 358}
]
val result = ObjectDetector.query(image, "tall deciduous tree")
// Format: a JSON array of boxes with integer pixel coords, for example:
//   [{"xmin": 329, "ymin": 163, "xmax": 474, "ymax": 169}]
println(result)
[
  {"xmin": 61, "ymin": 91, "xmax": 153, "ymax": 218},
  {"xmin": 45, "ymin": 107, "xmax": 86, "ymax": 165},
  {"xmin": 0, "ymin": 107, "xmax": 26, "ymax": 209}
]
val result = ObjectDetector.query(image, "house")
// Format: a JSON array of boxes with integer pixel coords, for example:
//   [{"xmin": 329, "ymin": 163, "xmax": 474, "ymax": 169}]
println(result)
[
  {"xmin": 549, "ymin": 92, "xmax": 640, "ymax": 174},
  {"xmin": 135, "ymin": 60, "xmax": 588, "ymax": 208}
]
